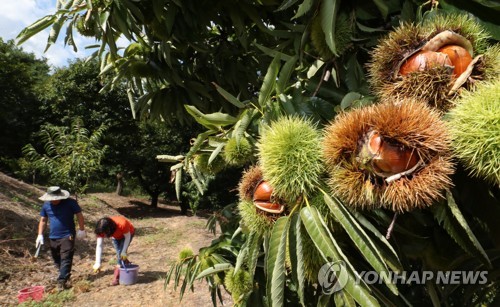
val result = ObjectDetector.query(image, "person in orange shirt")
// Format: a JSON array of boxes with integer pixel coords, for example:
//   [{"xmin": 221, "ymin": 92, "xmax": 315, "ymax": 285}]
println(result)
[{"xmin": 92, "ymin": 216, "xmax": 135, "ymax": 285}]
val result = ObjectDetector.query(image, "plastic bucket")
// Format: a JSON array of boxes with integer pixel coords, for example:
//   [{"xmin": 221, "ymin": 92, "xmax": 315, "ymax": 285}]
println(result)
[
  {"xmin": 17, "ymin": 286, "xmax": 45, "ymax": 303},
  {"xmin": 119, "ymin": 264, "xmax": 139, "ymax": 285}
]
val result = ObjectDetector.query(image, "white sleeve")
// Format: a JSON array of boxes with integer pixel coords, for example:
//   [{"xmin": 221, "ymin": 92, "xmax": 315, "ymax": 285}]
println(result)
[
  {"xmin": 95, "ymin": 237, "xmax": 103, "ymax": 265},
  {"xmin": 122, "ymin": 232, "xmax": 131, "ymax": 255}
]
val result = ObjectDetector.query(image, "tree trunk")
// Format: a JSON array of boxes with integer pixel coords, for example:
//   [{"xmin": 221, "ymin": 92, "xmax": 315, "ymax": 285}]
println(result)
[
  {"xmin": 116, "ymin": 172, "xmax": 124, "ymax": 195},
  {"xmin": 150, "ymin": 193, "xmax": 159, "ymax": 208},
  {"xmin": 179, "ymin": 192, "xmax": 189, "ymax": 215}
]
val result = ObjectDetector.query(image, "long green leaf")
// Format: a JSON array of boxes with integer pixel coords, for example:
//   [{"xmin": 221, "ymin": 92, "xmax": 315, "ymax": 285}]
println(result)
[
  {"xmin": 17, "ymin": 15, "xmax": 57, "ymax": 45},
  {"xmin": 433, "ymin": 192, "xmax": 491, "ymax": 268},
  {"xmin": 208, "ymin": 143, "xmax": 224, "ymax": 165},
  {"xmin": 235, "ymin": 232, "xmax": 252, "ymax": 273},
  {"xmin": 334, "ymin": 291, "xmax": 356, "ymax": 307},
  {"xmin": 276, "ymin": 55, "xmax": 298, "ymax": 95},
  {"xmin": 258, "ymin": 55, "xmax": 281, "ymax": 108},
  {"xmin": 111, "ymin": 2, "xmax": 133, "ymax": 40},
  {"xmin": 203, "ymin": 112, "xmax": 238, "ymax": 126},
  {"xmin": 323, "ymin": 193, "xmax": 398, "ymax": 295},
  {"xmin": 253, "ymin": 43, "xmax": 293, "ymax": 61},
  {"xmin": 351, "ymin": 211, "xmax": 403, "ymax": 273},
  {"xmin": 175, "ymin": 168, "xmax": 182, "ymax": 201},
  {"xmin": 266, "ymin": 216, "xmax": 289, "ymax": 307},
  {"xmin": 156, "ymin": 154, "xmax": 184, "ymax": 163},
  {"xmin": 185, "ymin": 130, "xmax": 215, "ymax": 161},
  {"xmin": 46, "ymin": 15, "xmax": 65, "ymax": 49},
  {"xmin": 293, "ymin": 0, "xmax": 314, "ymax": 19},
  {"xmin": 121, "ymin": 0, "xmax": 145, "ymax": 22},
  {"xmin": 372, "ymin": 0, "xmax": 389, "ymax": 19},
  {"xmin": 300, "ymin": 206, "xmax": 379, "ymax": 307},
  {"xmin": 288, "ymin": 213, "xmax": 305, "ymax": 306},
  {"xmin": 276, "ymin": 0, "xmax": 300, "ymax": 11},
  {"xmin": 185, "ymin": 105, "xmax": 237, "ymax": 129},
  {"xmin": 246, "ymin": 232, "xmax": 263, "ymax": 275},
  {"xmin": 196, "ymin": 263, "xmax": 233, "ymax": 279},
  {"xmin": 187, "ymin": 163, "xmax": 205, "ymax": 194},
  {"xmin": 212, "ymin": 83, "xmax": 245, "ymax": 108},
  {"xmin": 233, "ymin": 109, "xmax": 257, "ymax": 142},
  {"xmin": 320, "ymin": 0, "xmax": 340, "ymax": 56}
]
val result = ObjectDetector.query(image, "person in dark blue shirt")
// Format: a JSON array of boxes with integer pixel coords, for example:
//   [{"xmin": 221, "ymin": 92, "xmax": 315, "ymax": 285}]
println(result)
[{"xmin": 36, "ymin": 186, "xmax": 86, "ymax": 290}]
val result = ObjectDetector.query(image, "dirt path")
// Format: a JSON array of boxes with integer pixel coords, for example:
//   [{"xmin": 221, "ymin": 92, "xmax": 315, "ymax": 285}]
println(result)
[
  {"xmin": 0, "ymin": 186, "xmax": 232, "ymax": 306},
  {"xmin": 70, "ymin": 193, "xmax": 227, "ymax": 307}
]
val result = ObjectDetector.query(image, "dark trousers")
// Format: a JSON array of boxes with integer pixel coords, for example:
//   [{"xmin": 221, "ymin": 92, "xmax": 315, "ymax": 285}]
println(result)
[
  {"xmin": 49, "ymin": 236, "xmax": 75, "ymax": 282},
  {"xmin": 112, "ymin": 234, "xmax": 134, "ymax": 267}
]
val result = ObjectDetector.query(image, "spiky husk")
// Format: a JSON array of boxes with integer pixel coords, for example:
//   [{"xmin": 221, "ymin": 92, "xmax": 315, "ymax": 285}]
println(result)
[
  {"xmin": 475, "ymin": 44, "xmax": 500, "ymax": 83},
  {"xmin": 194, "ymin": 154, "xmax": 225, "ymax": 175},
  {"xmin": 422, "ymin": 13, "xmax": 490, "ymax": 55},
  {"xmin": 368, "ymin": 15, "xmax": 492, "ymax": 111},
  {"xmin": 224, "ymin": 268, "xmax": 253, "ymax": 303},
  {"xmin": 258, "ymin": 116, "xmax": 323, "ymax": 202},
  {"xmin": 75, "ymin": 16, "xmax": 96, "ymax": 37},
  {"xmin": 367, "ymin": 23, "xmax": 426, "ymax": 93},
  {"xmin": 447, "ymin": 80, "xmax": 500, "ymax": 186},
  {"xmin": 238, "ymin": 200, "xmax": 278, "ymax": 235},
  {"xmin": 379, "ymin": 66, "xmax": 455, "ymax": 110},
  {"xmin": 238, "ymin": 165, "xmax": 263, "ymax": 201},
  {"xmin": 224, "ymin": 137, "xmax": 254, "ymax": 166},
  {"xmin": 310, "ymin": 13, "xmax": 353, "ymax": 60},
  {"xmin": 177, "ymin": 247, "xmax": 194, "ymax": 261},
  {"xmin": 124, "ymin": 43, "xmax": 149, "ymax": 57},
  {"xmin": 322, "ymin": 99, "xmax": 455, "ymax": 212}
]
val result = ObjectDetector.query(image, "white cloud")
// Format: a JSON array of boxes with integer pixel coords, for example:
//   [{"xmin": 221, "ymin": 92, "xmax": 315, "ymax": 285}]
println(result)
[{"xmin": 0, "ymin": 0, "xmax": 95, "ymax": 68}]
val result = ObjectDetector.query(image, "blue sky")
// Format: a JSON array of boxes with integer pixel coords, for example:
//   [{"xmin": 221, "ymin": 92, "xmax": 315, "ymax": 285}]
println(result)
[{"xmin": 0, "ymin": 0, "xmax": 96, "ymax": 67}]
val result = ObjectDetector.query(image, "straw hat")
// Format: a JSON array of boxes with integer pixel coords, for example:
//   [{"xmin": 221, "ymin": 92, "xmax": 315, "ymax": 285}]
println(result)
[{"xmin": 39, "ymin": 186, "xmax": 70, "ymax": 201}]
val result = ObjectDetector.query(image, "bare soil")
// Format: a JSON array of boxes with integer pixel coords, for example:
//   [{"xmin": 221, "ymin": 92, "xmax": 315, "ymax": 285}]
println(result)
[{"xmin": 0, "ymin": 172, "xmax": 232, "ymax": 306}]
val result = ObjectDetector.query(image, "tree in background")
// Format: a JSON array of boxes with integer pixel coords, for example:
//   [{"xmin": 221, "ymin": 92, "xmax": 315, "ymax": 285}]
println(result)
[
  {"xmin": 124, "ymin": 120, "xmax": 193, "ymax": 208},
  {"xmin": 0, "ymin": 39, "xmax": 49, "ymax": 173},
  {"xmin": 35, "ymin": 59, "xmax": 138, "ymax": 191},
  {"xmin": 23, "ymin": 118, "xmax": 108, "ymax": 198},
  {"xmin": 32, "ymin": 59, "xmax": 198, "ymax": 207}
]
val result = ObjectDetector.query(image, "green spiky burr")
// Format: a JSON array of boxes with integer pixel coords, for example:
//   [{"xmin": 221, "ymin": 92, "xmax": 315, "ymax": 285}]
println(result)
[
  {"xmin": 238, "ymin": 200, "xmax": 277, "ymax": 235},
  {"xmin": 258, "ymin": 116, "xmax": 323, "ymax": 203},
  {"xmin": 447, "ymin": 80, "xmax": 500, "ymax": 186},
  {"xmin": 224, "ymin": 137, "xmax": 254, "ymax": 166},
  {"xmin": 224, "ymin": 268, "xmax": 253, "ymax": 303}
]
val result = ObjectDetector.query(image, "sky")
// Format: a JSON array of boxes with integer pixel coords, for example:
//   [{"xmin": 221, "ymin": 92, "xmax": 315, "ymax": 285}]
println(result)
[{"xmin": 0, "ymin": 0, "xmax": 97, "ymax": 68}]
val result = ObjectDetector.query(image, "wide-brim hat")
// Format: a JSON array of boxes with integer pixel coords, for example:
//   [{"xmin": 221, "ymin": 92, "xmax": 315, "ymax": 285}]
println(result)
[{"xmin": 39, "ymin": 186, "xmax": 70, "ymax": 201}]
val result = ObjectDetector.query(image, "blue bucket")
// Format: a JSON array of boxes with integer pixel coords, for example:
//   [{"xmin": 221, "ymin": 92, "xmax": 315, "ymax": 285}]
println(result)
[{"xmin": 119, "ymin": 264, "xmax": 139, "ymax": 285}]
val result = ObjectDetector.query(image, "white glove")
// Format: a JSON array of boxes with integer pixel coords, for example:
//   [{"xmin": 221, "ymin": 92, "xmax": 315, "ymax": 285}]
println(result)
[
  {"xmin": 76, "ymin": 230, "xmax": 86, "ymax": 239},
  {"xmin": 35, "ymin": 234, "xmax": 44, "ymax": 246},
  {"xmin": 93, "ymin": 262, "xmax": 101, "ymax": 272}
]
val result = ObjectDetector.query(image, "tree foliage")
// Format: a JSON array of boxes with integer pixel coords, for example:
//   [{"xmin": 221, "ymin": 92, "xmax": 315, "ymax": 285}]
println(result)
[
  {"xmin": 35, "ymin": 59, "xmax": 197, "ymax": 207},
  {"xmin": 124, "ymin": 120, "xmax": 193, "ymax": 208},
  {"xmin": 23, "ymin": 118, "xmax": 108, "ymax": 197},
  {"xmin": 0, "ymin": 39, "xmax": 49, "ymax": 168}
]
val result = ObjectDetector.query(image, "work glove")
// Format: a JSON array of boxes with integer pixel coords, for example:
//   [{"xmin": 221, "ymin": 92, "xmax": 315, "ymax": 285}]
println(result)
[
  {"xmin": 35, "ymin": 234, "xmax": 44, "ymax": 247},
  {"xmin": 92, "ymin": 263, "xmax": 101, "ymax": 273},
  {"xmin": 120, "ymin": 254, "xmax": 130, "ymax": 265},
  {"xmin": 76, "ymin": 230, "xmax": 86, "ymax": 239}
]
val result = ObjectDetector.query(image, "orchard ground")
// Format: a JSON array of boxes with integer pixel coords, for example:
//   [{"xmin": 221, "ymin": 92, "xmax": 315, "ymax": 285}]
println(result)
[{"xmin": 0, "ymin": 172, "xmax": 231, "ymax": 306}]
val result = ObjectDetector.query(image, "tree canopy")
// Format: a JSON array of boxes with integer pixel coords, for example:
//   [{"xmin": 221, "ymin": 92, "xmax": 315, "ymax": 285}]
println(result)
[{"xmin": 0, "ymin": 39, "xmax": 49, "ymax": 165}]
